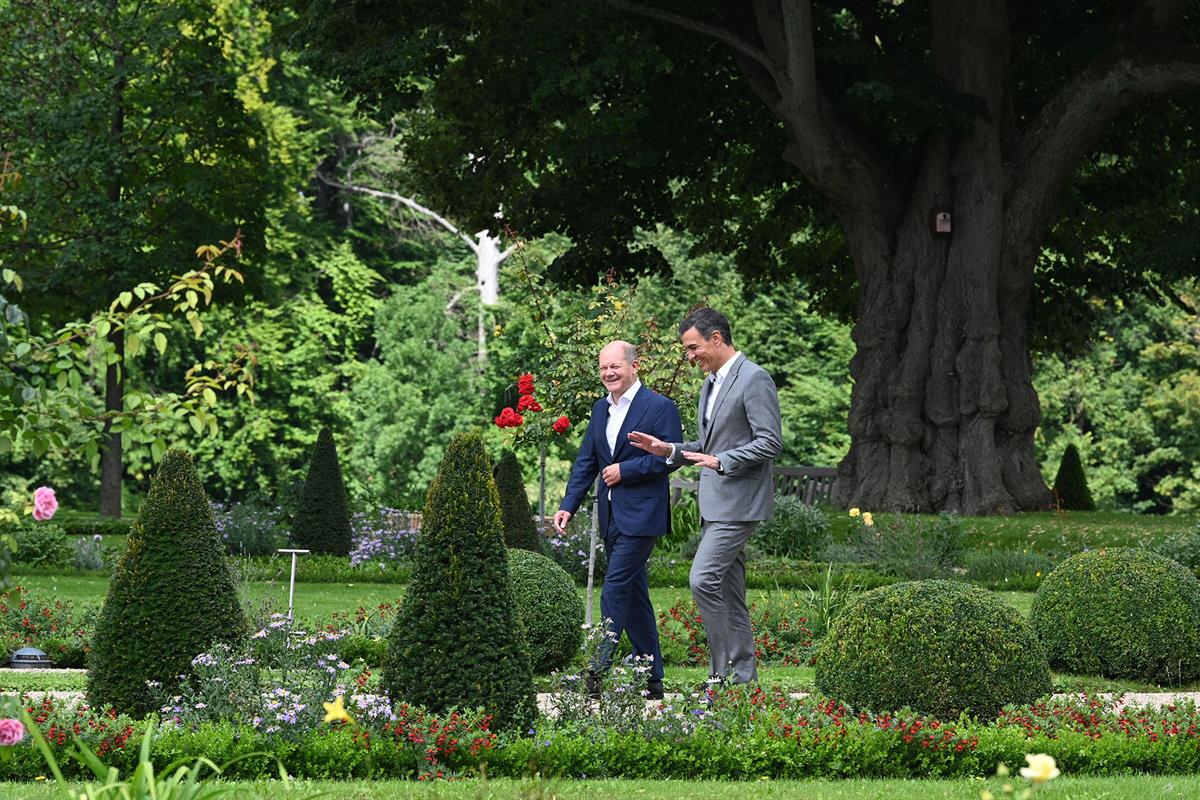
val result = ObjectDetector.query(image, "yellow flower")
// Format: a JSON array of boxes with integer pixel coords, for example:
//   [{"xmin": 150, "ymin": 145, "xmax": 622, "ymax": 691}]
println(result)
[
  {"xmin": 322, "ymin": 695, "xmax": 354, "ymax": 725},
  {"xmin": 980, "ymin": 791, "xmax": 994, "ymax": 800},
  {"xmin": 848, "ymin": 508, "xmax": 861, "ymax": 517},
  {"xmin": 1019, "ymin": 753, "xmax": 1060, "ymax": 784},
  {"xmin": 862, "ymin": 512, "xmax": 874, "ymax": 527}
]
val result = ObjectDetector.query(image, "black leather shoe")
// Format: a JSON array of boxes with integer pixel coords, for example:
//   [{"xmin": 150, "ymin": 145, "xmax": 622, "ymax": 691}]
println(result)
[
  {"xmin": 585, "ymin": 670, "xmax": 602, "ymax": 700},
  {"xmin": 645, "ymin": 681, "xmax": 665, "ymax": 701}
]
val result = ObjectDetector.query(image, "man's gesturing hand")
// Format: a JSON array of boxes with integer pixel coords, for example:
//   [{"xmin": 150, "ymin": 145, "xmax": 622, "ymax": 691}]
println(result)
[
  {"xmin": 602, "ymin": 463, "xmax": 622, "ymax": 487},
  {"xmin": 553, "ymin": 510, "xmax": 572, "ymax": 534},
  {"xmin": 627, "ymin": 431, "xmax": 670, "ymax": 457},
  {"xmin": 682, "ymin": 451, "xmax": 721, "ymax": 470}
]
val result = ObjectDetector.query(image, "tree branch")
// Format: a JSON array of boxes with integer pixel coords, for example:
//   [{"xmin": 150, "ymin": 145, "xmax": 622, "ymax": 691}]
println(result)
[
  {"xmin": 315, "ymin": 171, "xmax": 476, "ymax": 251},
  {"xmin": 589, "ymin": 0, "xmax": 775, "ymax": 75},
  {"xmin": 1005, "ymin": 49, "xmax": 1200, "ymax": 267}
]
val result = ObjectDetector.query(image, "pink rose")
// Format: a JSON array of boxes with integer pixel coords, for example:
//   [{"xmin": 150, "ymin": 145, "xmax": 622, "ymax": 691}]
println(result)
[
  {"xmin": 32, "ymin": 486, "xmax": 58, "ymax": 521},
  {"xmin": 0, "ymin": 718, "xmax": 25, "ymax": 746}
]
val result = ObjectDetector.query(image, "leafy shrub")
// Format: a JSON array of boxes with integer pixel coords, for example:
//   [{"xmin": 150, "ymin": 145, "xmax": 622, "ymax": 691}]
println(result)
[
  {"xmin": 55, "ymin": 512, "xmax": 133, "ymax": 538},
  {"xmin": 506, "ymin": 547, "xmax": 583, "ymax": 673},
  {"xmin": 234, "ymin": 554, "xmax": 411, "ymax": 584},
  {"xmin": 664, "ymin": 494, "xmax": 700, "ymax": 552},
  {"xmin": 962, "ymin": 548, "xmax": 1055, "ymax": 587},
  {"xmin": 212, "ymin": 500, "xmax": 287, "ymax": 556},
  {"xmin": 544, "ymin": 511, "xmax": 607, "ymax": 586},
  {"xmin": 754, "ymin": 497, "xmax": 831, "ymax": 559},
  {"xmin": 815, "ymin": 580, "xmax": 1052, "ymax": 719},
  {"xmin": 1145, "ymin": 525, "xmax": 1200, "ymax": 571},
  {"xmin": 494, "ymin": 450, "xmax": 543, "ymax": 553},
  {"xmin": 292, "ymin": 428, "xmax": 354, "ymax": 556},
  {"xmin": 72, "ymin": 534, "xmax": 106, "ymax": 570},
  {"xmin": 383, "ymin": 431, "xmax": 536, "ymax": 732},
  {"xmin": 349, "ymin": 508, "xmax": 420, "ymax": 566},
  {"xmin": 1030, "ymin": 548, "xmax": 1200, "ymax": 683},
  {"xmin": 829, "ymin": 513, "xmax": 965, "ymax": 579},
  {"xmin": 0, "ymin": 586, "xmax": 95, "ymax": 668},
  {"xmin": 88, "ymin": 449, "xmax": 249, "ymax": 717},
  {"xmin": 657, "ymin": 596, "xmax": 814, "ymax": 668},
  {"xmin": 11, "ymin": 522, "xmax": 72, "ymax": 567},
  {"xmin": 1052, "ymin": 443, "xmax": 1095, "ymax": 511},
  {"xmin": 336, "ymin": 633, "xmax": 389, "ymax": 667}
]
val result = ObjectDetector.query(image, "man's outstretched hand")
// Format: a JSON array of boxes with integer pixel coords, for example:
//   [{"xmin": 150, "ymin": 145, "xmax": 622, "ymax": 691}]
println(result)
[{"xmin": 628, "ymin": 431, "xmax": 671, "ymax": 457}]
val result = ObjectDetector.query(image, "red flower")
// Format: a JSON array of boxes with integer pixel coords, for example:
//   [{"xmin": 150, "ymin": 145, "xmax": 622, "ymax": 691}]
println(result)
[
  {"xmin": 517, "ymin": 373, "xmax": 535, "ymax": 396},
  {"xmin": 494, "ymin": 407, "xmax": 524, "ymax": 428},
  {"xmin": 552, "ymin": 415, "xmax": 571, "ymax": 434},
  {"xmin": 517, "ymin": 394, "xmax": 542, "ymax": 413}
]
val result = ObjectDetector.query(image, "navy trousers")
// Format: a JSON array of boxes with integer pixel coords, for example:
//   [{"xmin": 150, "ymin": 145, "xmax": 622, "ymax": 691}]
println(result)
[{"xmin": 593, "ymin": 529, "xmax": 663, "ymax": 682}]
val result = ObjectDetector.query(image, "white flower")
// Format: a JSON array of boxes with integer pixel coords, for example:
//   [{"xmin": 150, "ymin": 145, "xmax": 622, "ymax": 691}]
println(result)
[{"xmin": 1019, "ymin": 754, "xmax": 1060, "ymax": 784}]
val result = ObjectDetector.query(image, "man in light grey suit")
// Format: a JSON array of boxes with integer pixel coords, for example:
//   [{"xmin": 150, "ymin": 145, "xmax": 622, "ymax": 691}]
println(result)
[{"xmin": 628, "ymin": 307, "xmax": 782, "ymax": 684}]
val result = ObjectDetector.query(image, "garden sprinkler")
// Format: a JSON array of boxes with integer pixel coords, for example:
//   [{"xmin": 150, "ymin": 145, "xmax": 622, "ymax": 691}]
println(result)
[{"xmin": 277, "ymin": 548, "xmax": 310, "ymax": 621}]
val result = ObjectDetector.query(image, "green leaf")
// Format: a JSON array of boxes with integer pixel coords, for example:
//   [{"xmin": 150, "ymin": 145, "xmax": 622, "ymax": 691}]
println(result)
[
  {"xmin": 202, "ymin": 387, "xmax": 217, "ymax": 406},
  {"xmin": 188, "ymin": 415, "xmax": 204, "ymax": 435},
  {"xmin": 154, "ymin": 332, "xmax": 167, "ymax": 355}
]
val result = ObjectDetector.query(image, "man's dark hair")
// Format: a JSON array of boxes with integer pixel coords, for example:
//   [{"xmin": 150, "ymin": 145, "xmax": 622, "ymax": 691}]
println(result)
[{"xmin": 679, "ymin": 307, "xmax": 733, "ymax": 347}]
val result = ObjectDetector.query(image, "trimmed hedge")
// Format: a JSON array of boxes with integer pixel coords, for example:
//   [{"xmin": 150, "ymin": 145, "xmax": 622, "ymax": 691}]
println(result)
[
  {"xmin": 815, "ymin": 580, "xmax": 1052, "ymax": 719},
  {"xmin": 506, "ymin": 547, "xmax": 583, "ymax": 673},
  {"xmin": 383, "ymin": 431, "xmax": 536, "ymax": 732},
  {"xmin": 292, "ymin": 428, "xmax": 353, "ymax": 556},
  {"xmin": 87, "ymin": 450, "xmax": 248, "ymax": 717},
  {"xmin": 494, "ymin": 450, "xmax": 543, "ymax": 553},
  {"xmin": 1030, "ymin": 547, "xmax": 1200, "ymax": 682}
]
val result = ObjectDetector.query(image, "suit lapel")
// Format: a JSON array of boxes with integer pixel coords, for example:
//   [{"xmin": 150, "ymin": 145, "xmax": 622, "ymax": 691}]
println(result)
[
  {"xmin": 594, "ymin": 396, "xmax": 613, "ymax": 462},
  {"xmin": 702, "ymin": 356, "xmax": 743, "ymax": 449},
  {"xmin": 698, "ymin": 379, "xmax": 711, "ymax": 446}
]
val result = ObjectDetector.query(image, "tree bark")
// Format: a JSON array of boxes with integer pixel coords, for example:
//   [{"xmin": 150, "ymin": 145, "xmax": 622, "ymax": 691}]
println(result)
[
  {"xmin": 99, "ymin": 327, "xmax": 124, "ymax": 517},
  {"xmin": 100, "ymin": 1, "xmax": 126, "ymax": 518}
]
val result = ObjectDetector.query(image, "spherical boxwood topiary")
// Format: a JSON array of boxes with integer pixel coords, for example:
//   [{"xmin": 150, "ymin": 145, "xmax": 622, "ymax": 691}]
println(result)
[
  {"xmin": 1030, "ymin": 548, "xmax": 1200, "ymax": 683},
  {"xmin": 292, "ymin": 427, "xmax": 353, "ymax": 556},
  {"xmin": 815, "ymin": 580, "xmax": 1052, "ymax": 720},
  {"xmin": 383, "ymin": 431, "xmax": 536, "ymax": 732},
  {"xmin": 494, "ymin": 450, "xmax": 543, "ymax": 553},
  {"xmin": 506, "ymin": 547, "xmax": 583, "ymax": 673},
  {"xmin": 87, "ymin": 450, "xmax": 248, "ymax": 717}
]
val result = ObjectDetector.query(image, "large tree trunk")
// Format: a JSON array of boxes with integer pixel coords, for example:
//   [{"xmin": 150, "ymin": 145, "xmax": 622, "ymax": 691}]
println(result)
[
  {"xmin": 831, "ymin": 1, "xmax": 1053, "ymax": 514},
  {"xmin": 100, "ymin": 8, "xmax": 126, "ymax": 518},
  {"xmin": 99, "ymin": 327, "xmax": 124, "ymax": 517}
]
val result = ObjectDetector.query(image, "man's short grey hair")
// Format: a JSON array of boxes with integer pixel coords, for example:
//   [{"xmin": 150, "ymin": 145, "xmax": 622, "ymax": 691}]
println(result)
[{"xmin": 601, "ymin": 340, "xmax": 638, "ymax": 363}]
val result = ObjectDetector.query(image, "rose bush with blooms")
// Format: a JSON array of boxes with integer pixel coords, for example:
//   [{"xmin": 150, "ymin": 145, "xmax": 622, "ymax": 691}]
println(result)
[{"xmin": 31, "ymin": 487, "xmax": 57, "ymax": 521}]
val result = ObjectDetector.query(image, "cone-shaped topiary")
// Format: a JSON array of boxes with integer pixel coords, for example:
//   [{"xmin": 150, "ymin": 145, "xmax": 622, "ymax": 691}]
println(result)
[
  {"xmin": 506, "ymin": 547, "xmax": 584, "ymax": 673},
  {"xmin": 1031, "ymin": 548, "xmax": 1200, "ymax": 682},
  {"xmin": 1052, "ymin": 443, "xmax": 1095, "ymax": 511},
  {"xmin": 383, "ymin": 431, "xmax": 536, "ymax": 732},
  {"xmin": 292, "ymin": 427, "xmax": 353, "ymax": 555},
  {"xmin": 87, "ymin": 450, "xmax": 247, "ymax": 717},
  {"xmin": 815, "ymin": 580, "xmax": 1052, "ymax": 720},
  {"xmin": 494, "ymin": 450, "xmax": 543, "ymax": 553}
]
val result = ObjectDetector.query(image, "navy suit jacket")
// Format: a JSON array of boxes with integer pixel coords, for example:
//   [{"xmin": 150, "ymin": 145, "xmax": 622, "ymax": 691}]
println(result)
[{"xmin": 559, "ymin": 386, "xmax": 683, "ymax": 538}]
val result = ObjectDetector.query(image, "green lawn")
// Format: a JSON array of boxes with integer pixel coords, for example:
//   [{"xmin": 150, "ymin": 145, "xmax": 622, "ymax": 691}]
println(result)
[{"xmin": 3, "ymin": 775, "xmax": 1198, "ymax": 800}]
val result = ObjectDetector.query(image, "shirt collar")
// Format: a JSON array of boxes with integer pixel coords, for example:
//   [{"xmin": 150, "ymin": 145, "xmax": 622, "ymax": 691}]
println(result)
[
  {"xmin": 713, "ymin": 352, "xmax": 742, "ymax": 383},
  {"xmin": 607, "ymin": 379, "xmax": 642, "ymax": 408}
]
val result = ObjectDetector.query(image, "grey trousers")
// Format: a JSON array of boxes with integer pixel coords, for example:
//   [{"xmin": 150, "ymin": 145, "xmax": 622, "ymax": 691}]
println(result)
[{"xmin": 690, "ymin": 519, "xmax": 759, "ymax": 683}]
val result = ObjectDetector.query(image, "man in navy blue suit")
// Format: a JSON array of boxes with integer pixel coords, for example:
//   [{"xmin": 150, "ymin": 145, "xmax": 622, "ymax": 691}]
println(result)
[{"xmin": 553, "ymin": 340, "xmax": 683, "ymax": 700}]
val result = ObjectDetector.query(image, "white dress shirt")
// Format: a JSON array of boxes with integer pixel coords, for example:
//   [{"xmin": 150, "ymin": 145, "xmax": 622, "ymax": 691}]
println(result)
[
  {"xmin": 606, "ymin": 379, "xmax": 641, "ymax": 454},
  {"xmin": 704, "ymin": 352, "xmax": 742, "ymax": 425}
]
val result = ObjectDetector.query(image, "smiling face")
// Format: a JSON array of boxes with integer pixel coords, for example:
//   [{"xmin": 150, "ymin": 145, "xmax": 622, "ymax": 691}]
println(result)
[
  {"xmin": 680, "ymin": 326, "xmax": 733, "ymax": 374},
  {"xmin": 598, "ymin": 342, "xmax": 639, "ymax": 399}
]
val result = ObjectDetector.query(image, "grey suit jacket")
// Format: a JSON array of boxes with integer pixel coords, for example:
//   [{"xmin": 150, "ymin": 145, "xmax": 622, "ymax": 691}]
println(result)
[{"xmin": 669, "ymin": 355, "xmax": 782, "ymax": 522}]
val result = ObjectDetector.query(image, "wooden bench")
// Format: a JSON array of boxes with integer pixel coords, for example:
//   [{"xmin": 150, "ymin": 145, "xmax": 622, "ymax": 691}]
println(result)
[{"xmin": 670, "ymin": 465, "xmax": 837, "ymax": 507}]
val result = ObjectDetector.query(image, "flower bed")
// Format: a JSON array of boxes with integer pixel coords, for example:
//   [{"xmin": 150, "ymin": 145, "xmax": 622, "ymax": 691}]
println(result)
[{"xmin": 5, "ymin": 690, "xmax": 1200, "ymax": 781}]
